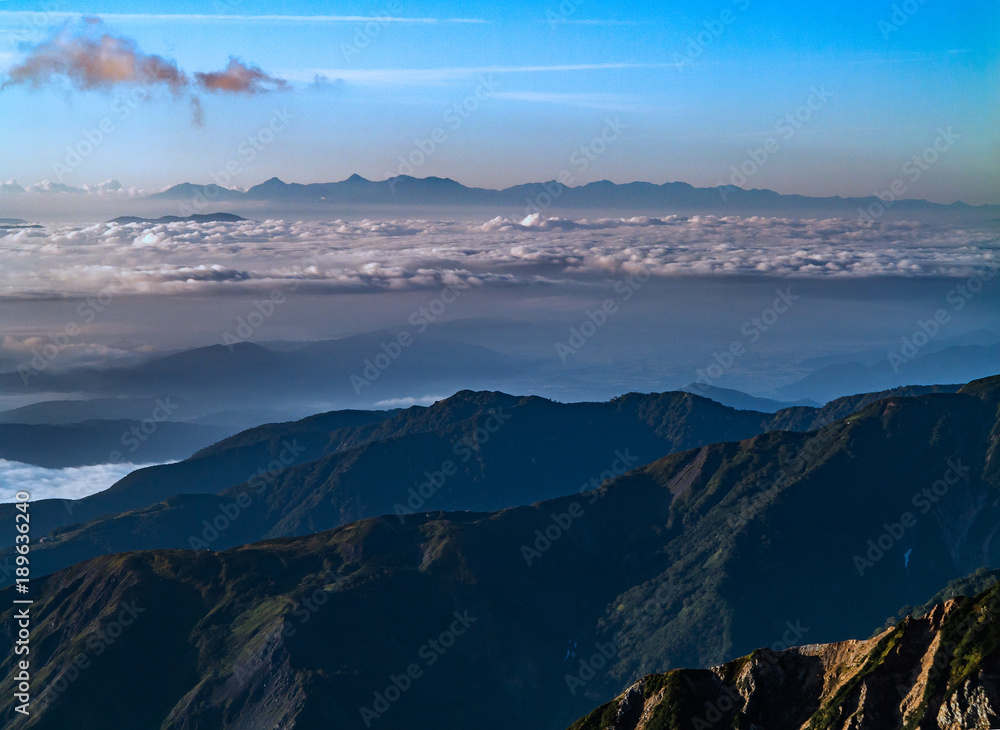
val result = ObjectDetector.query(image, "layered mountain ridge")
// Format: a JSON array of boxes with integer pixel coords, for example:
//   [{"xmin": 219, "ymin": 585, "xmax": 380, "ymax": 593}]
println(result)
[
  {"xmin": 0, "ymin": 384, "xmax": 960, "ymax": 586},
  {"xmin": 1, "ymin": 375, "xmax": 998, "ymax": 729}
]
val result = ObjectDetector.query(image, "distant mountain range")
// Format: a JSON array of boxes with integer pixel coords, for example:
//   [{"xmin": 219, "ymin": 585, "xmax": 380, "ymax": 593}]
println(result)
[
  {"xmin": 146, "ymin": 175, "xmax": 1000, "ymax": 217},
  {"xmin": 680, "ymin": 383, "xmax": 820, "ymax": 412},
  {"xmin": 1, "ymin": 376, "xmax": 998, "ymax": 728},
  {"xmin": 778, "ymin": 343, "xmax": 1000, "ymax": 403},
  {"xmin": 3, "ymin": 175, "xmax": 998, "ymax": 217}
]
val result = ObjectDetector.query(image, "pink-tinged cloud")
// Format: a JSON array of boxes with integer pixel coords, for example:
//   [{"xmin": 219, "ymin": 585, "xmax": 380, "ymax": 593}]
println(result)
[
  {"xmin": 3, "ymin": 24, "xmax": 188, "ymax": 93},
  {"xmin": 2, "ymin": 20, "xmax": 288, "ymax": 124},
  {"xmin": 195, "ymin": 58, "xmax": 288, "ymax": 94}
]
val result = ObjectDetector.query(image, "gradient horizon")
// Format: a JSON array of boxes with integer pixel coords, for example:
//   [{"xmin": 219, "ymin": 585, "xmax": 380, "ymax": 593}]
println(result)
[{"xmin": 0, "ymin": 0, "xmax": 996, "ymax": 205}]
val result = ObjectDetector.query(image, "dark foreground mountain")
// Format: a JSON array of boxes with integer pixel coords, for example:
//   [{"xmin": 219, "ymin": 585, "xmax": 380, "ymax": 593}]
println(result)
[
  {"xmin": 1, "ymin": 376, "xmax": 998, "ymax": 729},
  {"xmin": 0, "ymin": 385, "xmax": 950, "ymax": 585},
  {"xmin": 569, "ymin": 581, "xmax": 1000, "ymax": 730}
]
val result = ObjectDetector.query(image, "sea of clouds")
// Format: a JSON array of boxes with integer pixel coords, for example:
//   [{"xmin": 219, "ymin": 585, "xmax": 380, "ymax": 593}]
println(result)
[
  {"xmin": 0, "ymin": 459, "xmax": 164, "ymax": 502},
  {"xmin": 0, "ymin": 214, "xmax": 996, "ymax": 299}
]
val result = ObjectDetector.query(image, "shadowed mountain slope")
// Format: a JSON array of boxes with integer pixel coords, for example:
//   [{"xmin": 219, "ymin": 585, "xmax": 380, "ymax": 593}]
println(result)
[
  {"xmin": 0, "ymin": 384, "xmax": 963, "ymax": 585},
  {"xmin": 1, "ymin": 376, "xmax": 998, "ymax": 729}
]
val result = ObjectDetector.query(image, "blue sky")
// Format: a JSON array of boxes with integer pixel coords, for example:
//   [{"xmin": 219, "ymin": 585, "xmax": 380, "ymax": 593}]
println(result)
[{"xmin": 0, "ymin": 0, "xmax": 997, "ymax": 203}]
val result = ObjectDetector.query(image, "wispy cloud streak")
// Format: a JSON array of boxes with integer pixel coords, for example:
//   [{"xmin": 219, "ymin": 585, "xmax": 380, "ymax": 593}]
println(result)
[
  {"xmin": 0, "ymin": 11, "xmax": 487, "ymax": 24},
  {"xmin": 295, "ymin": 62, "xmax": 681, "ymax": 86}
]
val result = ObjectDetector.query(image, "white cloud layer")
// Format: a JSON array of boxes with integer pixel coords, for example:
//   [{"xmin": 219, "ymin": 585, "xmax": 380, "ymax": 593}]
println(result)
[
  {"xmin": 0, "ymin": 459, "xmax": 166, "ymax": 502},
  {"xmin": 0, "ymin": 214, "xmax": 996, "ymax": 299},
  {"xmin": 372, "ymin": 395, "xmax": 449, "ymax": 408}
]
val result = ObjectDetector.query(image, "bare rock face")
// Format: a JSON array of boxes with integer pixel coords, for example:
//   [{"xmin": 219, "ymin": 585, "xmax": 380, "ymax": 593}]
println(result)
[
  {"xmin": 937, "ymin": 676, "xmax": 1000, "ymax": 730},
  {"xmin": 570, "ymin": 588, "xmax": 1000, "ymax": 730},
  {"xmin": 614, "ymin": 680, "xmax": 647, "ymax": 728}
]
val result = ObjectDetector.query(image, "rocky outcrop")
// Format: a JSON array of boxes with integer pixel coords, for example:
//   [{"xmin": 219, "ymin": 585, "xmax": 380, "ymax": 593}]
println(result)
[{"xmin": 571, "ymin": 586, "xmax": 1000, "ymax": 730}]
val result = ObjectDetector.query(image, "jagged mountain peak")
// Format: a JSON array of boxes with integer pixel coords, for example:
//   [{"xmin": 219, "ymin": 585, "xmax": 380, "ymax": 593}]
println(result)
[{"xmin": 570, "ymin": 584, "xmax": 1000, "ymax": 730}]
